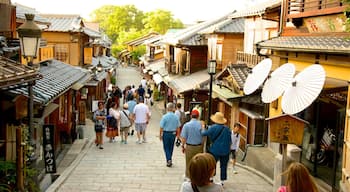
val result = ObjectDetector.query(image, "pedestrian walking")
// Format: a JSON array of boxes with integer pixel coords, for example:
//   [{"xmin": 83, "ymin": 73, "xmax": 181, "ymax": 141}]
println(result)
[
  {"xmin": 159, "ymin": 103, "xmax": 181, "ymax": 167},
  {"xmin": 230, "ymin": 123, "xmax": 241, "ymax": 174},
  {"xmin": 175, "ymin": 102, "xmax": 187, "ymax": 132},
  {"xmin": 132, "ymin": 97, "xmax": 151, "ymax": 144},
  {"xmin": 277, "ymin": 162, "xmax": 319, "ymax": 192},
  {"xmin": 201, "ymin": 112, "xmax": 231, "ymax": 186},
  {"xmin": 180, "ymin": 109, "xmax": 203, "ymax": 179},
  {"xmin": 127, "ymin": 95, "xmax": 137, "ymax": 136},
  {"xmin": 119, "ymin": 103, "xmax": 132, "ymax": 144},
  {"xmin": 140, "ymin": 77, "xmax": 147, "ymax": 89},
  {"xmin": 93, "ymin": 101, "xmax": 107, "ymax": 149},
  {"xmin": 180, "ymin": 153, "xmax": 224, "ymax": 192},
  {"xmin": 106, "ymin": 102, "xmax": 120, "ymax": 143}
]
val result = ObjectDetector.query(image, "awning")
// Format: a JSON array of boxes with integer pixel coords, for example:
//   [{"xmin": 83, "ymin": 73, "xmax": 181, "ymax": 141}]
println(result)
[
  {"xmin": 153, "ymin": 73, "xmax": 163, "ymax": 85},
  {"xmin": 212, "ymin": 84, "xmax": 242, "ymax": 100},
  {"xmin": 148, "ymin": 59, "xmax": 165, "ymax": 73},
  {"xmin": 169, "ymin": 70, "xmax": 209, "ymax": 94},
  {"xmin": 239, "ymin": 108, "xmax": 265, "ymax": 120}
]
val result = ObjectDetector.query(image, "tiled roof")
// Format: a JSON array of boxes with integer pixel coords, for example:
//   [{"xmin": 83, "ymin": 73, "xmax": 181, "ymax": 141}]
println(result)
[
  {"xmin": 10, "ymin": 60, "xmax": 87, "ymax": 105},
  {"xmin": 41, "ymin": 14, "xmax": 83, "ymax": 32},
  {"xmin": 0, "ymin": 56, "xmax": 41, "ymax": 89},
  {"xmin": 230, "ymin": 0, "xmax": 281, "ymax": 18},
  {"xmin": 124, "ymin": 32, "xmax": 159, "ymax": 46},
  {"xmin": 257, "ymin": 36, "xmax": 350, "ymax": 54},
  {"xmin": 14, "ymin": 3, "xmax": 51, "ymax": 25},
  {"xmin": 169, "ymin": 70, "xmax": 209, "ymax": 94},
  {"xmin": 83, "ymin": 27, "xmax": 101, "ymax": 38},
  {"xmin": 199, "ymin": 18, "xmax": 245, "ymax": 34},
  {"xmin": 163, "ymin": 11, "xmax": 235, "ymax": 46},
  {"xmin": 228, "ymin": 64, "xmax": 249, "ymax": 89}
]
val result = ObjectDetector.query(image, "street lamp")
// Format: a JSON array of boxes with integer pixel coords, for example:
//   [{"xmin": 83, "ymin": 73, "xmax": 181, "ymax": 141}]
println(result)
[
  {"xmin": 97, "ymin": 60, "xmax": 103, "ymax": 72},
  {"xmin": 16, "ymin": 13, "xmax": 42, "ymax": 191},
  {"xmin": 207, "ymin": 59, "xmax": 216, "ymax": 124},
  {"xmin": 17, "ymin": 14, "xmax": 42, "ymax": 66}
]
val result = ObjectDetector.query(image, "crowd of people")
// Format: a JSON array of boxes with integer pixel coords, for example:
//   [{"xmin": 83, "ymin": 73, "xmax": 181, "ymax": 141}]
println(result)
[
  {"xmin": 93, "ymin": 76, "xmax": 320, "ymax": 191},
  {"xmin": 93, "ymin": 77, "xmax": 153, "ymax": 148}
]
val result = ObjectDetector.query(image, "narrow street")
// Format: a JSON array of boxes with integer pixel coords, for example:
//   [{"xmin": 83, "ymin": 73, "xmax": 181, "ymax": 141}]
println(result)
[{"xmin": 51, "ymin": 66, "xmax": 273, "ymax": 192}]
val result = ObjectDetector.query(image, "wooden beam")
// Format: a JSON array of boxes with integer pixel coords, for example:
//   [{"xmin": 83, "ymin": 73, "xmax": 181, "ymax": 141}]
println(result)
[{"xmin": 288, "ymin": 6, "xmax": 345, "ymax": 19}]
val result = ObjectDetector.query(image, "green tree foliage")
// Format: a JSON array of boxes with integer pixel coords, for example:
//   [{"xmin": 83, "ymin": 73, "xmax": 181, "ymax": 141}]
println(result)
[
  {"xmin": 345, "ymin": 0, "xmax": 350, "ymax": 32},
  {"xmin": 90, "ymin": 5, "xmax": 144, "ymax": 43},
  {"xmin": 142, "ymin": 9, "xmax": 184, "ymax": 34},
  {"xmin": 90, "ymin": 5, "xmax": 184, "ymax": 46}
]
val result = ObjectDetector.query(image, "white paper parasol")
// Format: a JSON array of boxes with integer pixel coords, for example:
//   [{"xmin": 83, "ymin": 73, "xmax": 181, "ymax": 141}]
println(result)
[
  {"xmin": 282, "ymin": 64, "xmax": 326, "ymax": 115},
  {"xmin": 243, "ymin": 58, "xmax": 272, "ymax": 95},
  {"xmin": 261, "ymin": 63, "xmax": 295, "ymax": 103}
]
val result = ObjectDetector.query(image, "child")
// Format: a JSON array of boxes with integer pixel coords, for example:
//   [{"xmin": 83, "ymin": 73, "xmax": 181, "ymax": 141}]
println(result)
[
  {"xmin": 230, "ymin": 123, "xmax": 241, "ymax": 174},
  {"xmin": 180, "ymin": 153, "xmax": 223, "ymax": 192}
]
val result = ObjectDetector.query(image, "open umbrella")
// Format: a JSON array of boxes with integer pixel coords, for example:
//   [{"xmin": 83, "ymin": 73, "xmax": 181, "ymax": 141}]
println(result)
[
  {"xmin": 261, "ymin": 63, "xmax": 295, "ymax": 103},
  {"xmin": 282, "ymin": 64, "xmax": 326, "ymax": 115},
  {"xmin": 243, "ymin": 58, "xmax": 272, "ymax": 95}
]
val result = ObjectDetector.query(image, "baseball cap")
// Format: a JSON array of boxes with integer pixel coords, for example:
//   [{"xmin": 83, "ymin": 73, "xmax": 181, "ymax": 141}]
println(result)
[{"xmin": 191, "ymin": 109, "xmax": 199, "ymax": 117}]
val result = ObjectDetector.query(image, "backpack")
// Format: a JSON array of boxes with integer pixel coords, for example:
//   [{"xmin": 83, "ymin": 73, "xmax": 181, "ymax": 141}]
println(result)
[
  {"xmin": 180, "ymin": 111, "xmax": 186, "ymax": 126},
  {"xmin": 107, "ymin": 115, "xmax": 118, "ymax": 128}
]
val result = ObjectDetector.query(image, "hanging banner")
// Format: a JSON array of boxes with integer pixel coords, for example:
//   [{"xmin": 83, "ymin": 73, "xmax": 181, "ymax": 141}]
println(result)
[{"xmin": 43, "ymin": 124, "xmax": 56, "ymax": 173}]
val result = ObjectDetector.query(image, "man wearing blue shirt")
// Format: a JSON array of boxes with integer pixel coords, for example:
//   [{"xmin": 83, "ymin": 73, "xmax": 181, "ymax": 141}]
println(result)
[
  {"xmin": 160, "ymin": 103, "xmax": 181, "ymax": 167},
  {"xmin": 201, "ymin": 112, "xmax": 231, "ymax": 186},
  {"xmin": 180, "ymin": 109, "xmax": 203, "ymax": 179}
]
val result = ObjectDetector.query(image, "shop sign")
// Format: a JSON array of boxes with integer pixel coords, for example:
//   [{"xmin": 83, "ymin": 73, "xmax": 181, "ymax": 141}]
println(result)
[
  {"xmin": 267, "ymin": 114, "xmax": 308, "ymax": 145},
  {"xmin": 43, "ymin": 124, "xmax": 56, "ymax": 173}
]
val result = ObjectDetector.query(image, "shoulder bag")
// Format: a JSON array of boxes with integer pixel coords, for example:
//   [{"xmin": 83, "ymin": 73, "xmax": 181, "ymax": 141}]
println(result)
[
  {"xmin": 122, "ymin": 110, "xmax": 132, "ymax": 128},
  {"xmin": 206, "ymin": 125, "xmax": 225, "ymax": 152}
]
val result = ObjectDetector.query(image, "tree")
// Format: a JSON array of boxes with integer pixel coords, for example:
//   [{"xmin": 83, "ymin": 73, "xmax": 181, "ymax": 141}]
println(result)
[
  {"xmin": 345, "ymin": 0, "xmax": 350, "ymax": 32},
  {"xmin": 90, "ymin": 5, "xmax": 144, "ymax": 42},
  {"xmin": 142, "ymin": 9, "xmax": 184, "ymax": 34}
]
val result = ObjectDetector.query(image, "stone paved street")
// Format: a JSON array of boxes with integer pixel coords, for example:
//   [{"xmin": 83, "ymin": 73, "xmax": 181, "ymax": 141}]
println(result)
[{"xmin": 51, "ymin": 66, "xmax": 273, "ymax": 192}]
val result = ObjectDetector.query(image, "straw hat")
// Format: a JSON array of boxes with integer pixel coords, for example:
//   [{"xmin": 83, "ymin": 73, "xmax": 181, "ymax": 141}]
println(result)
[{"xmin": 210, "ymin": 112, "xmax": 227, "ymax": 124}]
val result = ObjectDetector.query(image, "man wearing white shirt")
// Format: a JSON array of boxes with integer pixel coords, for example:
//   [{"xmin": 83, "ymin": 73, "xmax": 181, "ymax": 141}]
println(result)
[{"xmin": 132, "ymin": 97, "xmax": 151, "ymax": 144}]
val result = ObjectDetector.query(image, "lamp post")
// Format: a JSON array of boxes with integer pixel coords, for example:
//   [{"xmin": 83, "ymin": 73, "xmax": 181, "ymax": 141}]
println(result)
[
  {"xmin": 97, "ymin": 59, "xmax": 103, "ymax": 72},
  {"xmin": 17, "ymin": 14, "xmax": 42, "ymax": 66},
  {"xmin": 207, "ymin": 59, "xmax": 216, "ymax": 125},
  {"xmin": 16, "ymin": 13, "xmax": 42, "ymax": 191}
]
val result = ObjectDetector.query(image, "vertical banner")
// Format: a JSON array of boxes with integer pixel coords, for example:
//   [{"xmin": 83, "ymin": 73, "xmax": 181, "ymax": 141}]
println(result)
[{"xmin": 43, "ymin": 124, "xmax": 56, "ymax": 173}]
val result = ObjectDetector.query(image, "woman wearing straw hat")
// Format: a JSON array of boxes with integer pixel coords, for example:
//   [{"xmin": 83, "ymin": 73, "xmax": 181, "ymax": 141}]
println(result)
[{"xmin": 201, "ymin": 112, "xmax": 232, "ymax": 186}]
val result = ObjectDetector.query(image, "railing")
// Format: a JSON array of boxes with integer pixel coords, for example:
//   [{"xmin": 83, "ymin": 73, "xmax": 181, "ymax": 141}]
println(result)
[
  {"xmin": 288, "ymin": 0, "xmax": 347, "ymax": 16},
  {"xmin": 236, "ymin": 51, "xmax": 265, "ymax": 67}
]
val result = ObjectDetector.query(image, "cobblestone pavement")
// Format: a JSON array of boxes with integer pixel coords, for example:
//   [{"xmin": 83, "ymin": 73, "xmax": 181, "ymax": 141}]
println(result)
[{"xmin": 53, "ymin": 66, "xmax": 273, "ymax": 192}]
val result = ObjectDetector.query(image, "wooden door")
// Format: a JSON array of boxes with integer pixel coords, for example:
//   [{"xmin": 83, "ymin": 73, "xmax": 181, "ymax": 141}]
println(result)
[{"xmin": 79, "ymin": 101, "xmax": 86, "ymax": 125}]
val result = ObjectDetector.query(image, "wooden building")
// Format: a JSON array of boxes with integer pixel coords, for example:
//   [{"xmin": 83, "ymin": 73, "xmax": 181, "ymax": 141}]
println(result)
[{"xmin": 256, "ymin": 0, "xmax": 350, "ymax": 191}]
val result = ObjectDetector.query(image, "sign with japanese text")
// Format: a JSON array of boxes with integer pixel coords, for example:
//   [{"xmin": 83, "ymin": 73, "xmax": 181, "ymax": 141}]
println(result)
[
  {"xmin": 268, "ymin": 115, "xmax": 308, "ymax": 145},
  {"xmin": 43, "ymin": 124, "xmax": 57, "ymax": 173}
]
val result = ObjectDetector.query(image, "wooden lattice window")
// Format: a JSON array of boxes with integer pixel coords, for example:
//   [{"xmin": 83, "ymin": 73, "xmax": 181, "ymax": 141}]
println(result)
[{"xmin": 54, "ymin": 44, "xmax": 69, "ymax": 63}]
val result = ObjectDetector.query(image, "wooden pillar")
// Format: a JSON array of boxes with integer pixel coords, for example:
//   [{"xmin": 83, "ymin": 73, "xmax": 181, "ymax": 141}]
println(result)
[{"xmin": 16, "ymin": 128, "xmax": 24, "ymax": 191}]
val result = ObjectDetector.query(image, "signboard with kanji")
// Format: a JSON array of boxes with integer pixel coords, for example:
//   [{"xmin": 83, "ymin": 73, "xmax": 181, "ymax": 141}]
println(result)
[
  {"xmin": 267, "ymin": 114, "xmax": 309, "ymax": 145},
  {"xmin": 43, "ymin": 124, "xmax": 57, "ymax": 173}
]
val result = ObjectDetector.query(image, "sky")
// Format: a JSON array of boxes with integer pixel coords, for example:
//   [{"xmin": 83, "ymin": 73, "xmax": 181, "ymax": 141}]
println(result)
[{"xmin": 11, "ymin": 0, "xmax": 267, "ymax": 24}]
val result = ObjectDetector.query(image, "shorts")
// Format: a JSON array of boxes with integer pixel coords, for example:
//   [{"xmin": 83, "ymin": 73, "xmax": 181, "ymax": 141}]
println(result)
[
  {"xmin": 120, "ymin": 127, "xmax": 130, "ymax": 134},
  {"xmin": 135, "ymin": 123, "xmax": 147, "ymax": 133},
  {"xmin": 230, "ymin": 149, "xmax": 237, "ymax": 159}
]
